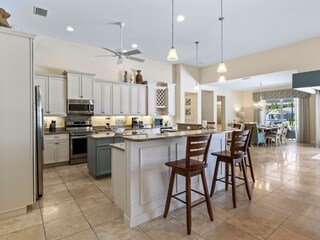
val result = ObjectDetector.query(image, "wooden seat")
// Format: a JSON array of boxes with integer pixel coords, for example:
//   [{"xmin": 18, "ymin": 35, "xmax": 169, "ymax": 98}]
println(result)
[
  {"xmin": 210, "ymin": 130, "xmax": 252, "ymax": 208},
  {"xmin": 163, "ymin": 134, "xmax": 213, "ymax": 235},
  {"xmin": 243, "ymin": 126, "xmax": 255, "ymax": 182}
]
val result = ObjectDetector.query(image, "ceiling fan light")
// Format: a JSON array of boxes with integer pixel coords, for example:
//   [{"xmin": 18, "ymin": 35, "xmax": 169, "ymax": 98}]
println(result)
[
  {"xmin": 218, "ymin": 74, "xmax": 226, "ymax": 83},
  {"xmin": 217, "ymin": 62, "xmax": 227, "ymax": 73},
  {"xmin": 167, "ymin": 47, "xmax": 179, "ymax": 61}
]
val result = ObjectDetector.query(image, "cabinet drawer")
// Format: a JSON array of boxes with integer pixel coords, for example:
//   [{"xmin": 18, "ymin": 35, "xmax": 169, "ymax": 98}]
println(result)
[
  {"xmin": 96, "ymin": 138, "xmax": 113, "ymax": 146},
  {"xmin": 44, "ymin": 134, "xmax": 69, "ymax": 141},
  {"xmin": 113, "ymin": 137, "xmax": 124, "ymax": 143}
]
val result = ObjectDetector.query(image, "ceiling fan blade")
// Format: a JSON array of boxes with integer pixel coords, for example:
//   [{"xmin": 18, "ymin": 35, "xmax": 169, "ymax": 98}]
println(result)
[
  {"xmin": 102, "ymin": 47, "xmax": 121, "ymax": 56},
  {"xmin": 95, "ymin": 55, "xmax": 117, "ymax": 57},
  {"xmin": 117, "ymin": 57, "xmax": 124, "ymax": 65},
  {"xmin": 124, "ymin": 49, "xmax": 141, "ymax": 56},
  {"xmin": 126, "ymin": 56, "xmax": 145, "ymax": 62}
]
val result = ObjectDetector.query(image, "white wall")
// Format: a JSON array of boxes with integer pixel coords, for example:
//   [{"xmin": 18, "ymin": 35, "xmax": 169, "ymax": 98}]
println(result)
[
  {"xmin": 200, "ymin": 85, "xmax": 242, "ymax": 125},
  {"xmin": 35, "ymin": 36, "xmax": 173, "ymax": 84},
  {"xmin": 175, "ymin": 64, "xmax": 201, "ymax": 123}
]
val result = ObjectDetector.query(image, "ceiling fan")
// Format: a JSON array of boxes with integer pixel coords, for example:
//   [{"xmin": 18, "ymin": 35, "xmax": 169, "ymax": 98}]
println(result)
[{"xmin": 96, "ymin": 22, "xmax": 145, "ymax": 64}]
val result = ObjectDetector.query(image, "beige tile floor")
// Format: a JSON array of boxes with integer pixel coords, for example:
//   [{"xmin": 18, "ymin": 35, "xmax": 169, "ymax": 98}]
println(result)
[{"xmin": 1, "ymin": 142, "xmax": 320, "ymax": 240}]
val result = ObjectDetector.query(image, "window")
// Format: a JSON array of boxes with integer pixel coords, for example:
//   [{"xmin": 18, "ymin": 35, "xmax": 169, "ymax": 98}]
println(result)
[{"xmin": 265, "ymin": 98, "xmax": 295, "ymax": 126}]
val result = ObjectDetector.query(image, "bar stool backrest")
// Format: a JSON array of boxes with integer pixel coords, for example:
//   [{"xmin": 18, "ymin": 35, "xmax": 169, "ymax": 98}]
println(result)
[
  {"xmin": 230, "ymin": 130, "xmax": 251, "ymax": 157},
  {"xmin": 185, "ymin": 134, "xmax": 212, "ymax": 169}
]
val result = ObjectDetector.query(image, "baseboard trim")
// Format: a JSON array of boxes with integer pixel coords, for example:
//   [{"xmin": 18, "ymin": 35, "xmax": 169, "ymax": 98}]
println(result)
[{"xmin": 0, "ymin": 207, "xmax": 27, "ymax": 220}]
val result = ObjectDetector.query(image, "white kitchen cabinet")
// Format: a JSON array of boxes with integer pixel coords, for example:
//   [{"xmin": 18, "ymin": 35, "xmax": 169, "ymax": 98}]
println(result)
[
  {"xmin": 35, "ymin": 74, "xmax": 67, "ymax": 116},
  {"xmin": 112, "ymin": 83, "xmax": 130, "ymax": 115},
  {"xmin": 94, "ymin": 81, "xmax": 112, "ymax": 115},
  {"xmin": 167, "ymin": 83, "xmax": 176, "ymax": 116},
  {"xmin": 44, "ymin": 134, "xmax": 69, "ymax": 165},
  {"xmin": 65, "ymin": 72, "xmax": 94, "ymax": 100},
  {"xmin": 147, "ymin": 82, "xmax": 157, "ymax": 116},
  {"xmin": 131, "ymin": 85, "xmax": 147, "ymax": 115},
  {"xmin": 0, "ymin": 28, "xmax": 35, "ymax": 218}
]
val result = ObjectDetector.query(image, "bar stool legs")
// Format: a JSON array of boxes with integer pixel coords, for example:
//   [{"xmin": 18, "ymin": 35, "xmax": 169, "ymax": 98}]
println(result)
[
  {"xmin": 201, "ymin": 170, "xmax": 214, "ymax": 221},
  {"xmin": 245, "ymin": 148, "xmax": 255, "ymax": 182},
  {"xmin": 163, "ymin": 169, "xmax": 175, "ymax": 218},
  {"xmin": 210, "ymin": 158, "xmax": 220, "ymax": 197},
  {"xmin": 186, "ymin": 173, "xmax": 191, "ymax": 235}
]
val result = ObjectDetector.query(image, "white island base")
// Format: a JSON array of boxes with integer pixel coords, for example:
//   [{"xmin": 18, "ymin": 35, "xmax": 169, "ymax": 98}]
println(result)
[{"xmin": 110, "ymin": 131, "xmax": 227, "ymax": 227}]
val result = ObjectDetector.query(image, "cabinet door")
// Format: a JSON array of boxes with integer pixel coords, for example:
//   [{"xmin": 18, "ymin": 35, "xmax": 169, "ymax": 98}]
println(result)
[
  {"xmin": 138, "ymin": 86, "xmax": 147, "ymax": 115},
  {"xmin": 94, "ymin": 82, "xmax": 103, "ymax": 115},
  {"xmin": 49, "ymin": 76, "xmax": 67, "ymax": 116},
  {"xmin": 130, "ymin": 85, "xmax": 138, "ymax": 115},
  {"xmin": 121, "ymin": 85, "xmax": 130, "ymax": 115},
  {"xmin": 102, "ymin": 83, "xmax": 112, "ymax": 115},
  {"xmin": 44, "ymin": 140, "xmax": 56, "ymax": 164},
  {"xmin": 148, "ymin": 86, "xmax": 157, "ymax": 116},
  {"xmin": 81, "ymin": 75, "xmax": 94, "ymax": 99},
  {"xmin": 67, "ymin": 73, "xmax": 81, "ymax": 99},
  {"xmin": 35, "ymin": 75, "xmax": 49, "ymax": 115},
  {"xmin": 167, "ymin": 84, "xmax": 175, "ymax": 116},
  {"xmin": 57, "ymin": 140, "xmax": 69, "ymax": 163},
  {"xmin": 96, "ymin": 146, "xmax": 111, "ymax": 176},
  {"xmin": 112, "ymin": 84, "xmax": 121, "ymax": 115}
]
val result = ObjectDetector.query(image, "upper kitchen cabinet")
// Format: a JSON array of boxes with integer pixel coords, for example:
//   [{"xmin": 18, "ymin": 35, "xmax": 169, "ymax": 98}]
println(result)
[
  {"xmin": 131, "ymin": 85, "xmax": 147, "ymax": 115},
  {"xmin": 147, "ymin": 82, "xmax": 175, "ymax": 116},
  {"xmin": 64, "ymin": 71, "xmax": 95, "ymax": 100},
  {"xmin": 94, "ymin": 80, "xmax": 112, "ymax": 115},
  {"xmin": 35, "ymin": 74, "xmax": 67, "ymax": 116},
  {"xmin": 112, "ymin": 83, "xmax": 130, "ymax": 115}
]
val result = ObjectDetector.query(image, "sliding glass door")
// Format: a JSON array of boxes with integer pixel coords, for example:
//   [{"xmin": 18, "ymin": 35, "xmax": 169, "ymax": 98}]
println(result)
[{"xmin": 265, "ymin": 98, "xmax": 296, "ymax": 126}]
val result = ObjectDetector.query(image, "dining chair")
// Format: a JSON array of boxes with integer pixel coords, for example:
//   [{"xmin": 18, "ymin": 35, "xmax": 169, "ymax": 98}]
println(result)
[
  {"xmin": 266, "ymin": 124, "xmax": 283, "ymax": 146},
  {"xmin": 210, "ymin": 130, "xmax": 252, "ymax": 208},
  {"xmin": 163, "ymin": 134, "xmax": 213, "ymax": 235}
]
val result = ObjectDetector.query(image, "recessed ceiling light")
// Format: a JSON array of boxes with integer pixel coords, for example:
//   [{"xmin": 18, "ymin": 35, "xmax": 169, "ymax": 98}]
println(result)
[
  {"xmin": 177, "ymin": 15, "xmax": 185, "ymax": 22},
  {"xmin": 131, "ymin": 43, "xmax": 138, "ymax": 48},
  {"xmin": 66, "ymin": 26, "xmax": 74, "ymax": 32}
]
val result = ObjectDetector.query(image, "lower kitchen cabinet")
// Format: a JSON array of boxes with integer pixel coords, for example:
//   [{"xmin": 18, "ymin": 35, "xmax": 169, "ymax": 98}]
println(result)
[
  {"xmin": 88, "ymin": 136, "xmax": 124, "ymax": 178},
  {"xmin": 44, "ymin": 134, "xmax": 69, "ymax": 165}
]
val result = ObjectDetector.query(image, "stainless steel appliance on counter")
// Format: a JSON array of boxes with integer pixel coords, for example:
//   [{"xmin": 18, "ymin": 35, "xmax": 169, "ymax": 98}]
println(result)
[
  {"xmin": 35, "ymin": 86, "xmax": 44, "ymax": 199},
  {"xmin": 66, "ymin": 119, "xmax": 95, "ymax": 164},
  {"xmin": 67, "ymin": 99, "xmax": 94, "ymax": 115}
]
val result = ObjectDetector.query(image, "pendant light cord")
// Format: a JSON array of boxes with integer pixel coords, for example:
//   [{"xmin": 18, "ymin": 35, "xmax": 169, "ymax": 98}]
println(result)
[
  {"xmin": 220, "ymin": 0, "xmax": 224, "ymax": 63},
  {"xmin": 195, "ymin": 41, "xmax": 199, "ymax": 66},
  {"xmin": 171, "ymin": 0, "xmax": 174, "ymax": 48}
]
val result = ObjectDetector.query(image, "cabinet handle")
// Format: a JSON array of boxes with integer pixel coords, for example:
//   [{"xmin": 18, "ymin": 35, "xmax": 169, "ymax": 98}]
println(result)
[{"xmin": 55, "ymin": 142, "xmax": 59, "ymax": 145}]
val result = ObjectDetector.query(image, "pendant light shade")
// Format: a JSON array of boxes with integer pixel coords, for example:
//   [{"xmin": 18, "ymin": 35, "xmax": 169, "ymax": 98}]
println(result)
[
  {"xmin": 217, "ymin": 62, "xmax": 227, "ymax": 73},
  {"xmin": 217, "ymin": 0, "xmax": 227, "ymax": 74},
  {"xmin": 218, "ymin": 74, "xmax": 226, "ymax": 83},
  {"xmin": 167, "ymin": 0, "xmax": 178, "ymax": 61},
  {"xmin": 167, "ymin": 47, "xmax": 179, "ymax": 61}
]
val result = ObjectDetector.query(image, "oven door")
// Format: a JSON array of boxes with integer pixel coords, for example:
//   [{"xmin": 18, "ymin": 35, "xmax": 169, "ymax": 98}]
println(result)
[{"xmin": 70, "ymin": 135, "xmax": 87, "ymax": 160}]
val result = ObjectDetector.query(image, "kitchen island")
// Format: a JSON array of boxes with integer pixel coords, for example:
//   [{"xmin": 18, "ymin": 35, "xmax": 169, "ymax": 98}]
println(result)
[{"xmin": 110, "ymin": 128, "xmax": 234, "ymax": 227}]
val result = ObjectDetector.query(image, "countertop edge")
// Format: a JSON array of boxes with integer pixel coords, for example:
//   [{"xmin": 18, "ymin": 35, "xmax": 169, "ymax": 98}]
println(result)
[{"xmin": 110, "ymin": 143, "xmax": 125, "ymax": 151}]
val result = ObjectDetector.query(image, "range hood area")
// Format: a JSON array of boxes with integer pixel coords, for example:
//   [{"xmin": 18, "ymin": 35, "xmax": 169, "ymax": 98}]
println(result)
[{"xmin": 293, "ymin": 70, "xmax": 320, "ymax": 94}]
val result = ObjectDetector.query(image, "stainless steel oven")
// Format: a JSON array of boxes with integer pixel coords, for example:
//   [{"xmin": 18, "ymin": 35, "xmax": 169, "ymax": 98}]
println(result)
[
  {"xmin": 66, "ymin": 120, "xmax": 94, "ymax": 164},
  {"xmin": 70, "ymin": 134, "xmax": 89, "ymax": 164},
  {"xmin": 67, "ymin": 99, "xmax": 94, "ymax": 115}
]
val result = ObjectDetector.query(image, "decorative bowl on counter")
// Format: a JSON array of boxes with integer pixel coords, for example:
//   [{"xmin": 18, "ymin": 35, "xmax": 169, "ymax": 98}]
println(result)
[{"xmin": 113, "ymin": 127, "xmax": 125, "ymax": 135}]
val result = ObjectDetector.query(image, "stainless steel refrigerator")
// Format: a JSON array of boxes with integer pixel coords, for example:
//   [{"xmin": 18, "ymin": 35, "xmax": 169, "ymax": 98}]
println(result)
[{"xmin": 35, "ymin": 86, "xmax": 44, "ymax": 199}]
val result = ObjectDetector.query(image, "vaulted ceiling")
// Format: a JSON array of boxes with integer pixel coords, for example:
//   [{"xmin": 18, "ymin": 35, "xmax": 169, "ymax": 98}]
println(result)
[{"xmin": 3, "ymin": 0, "xmax": 320, "ymax": 66}]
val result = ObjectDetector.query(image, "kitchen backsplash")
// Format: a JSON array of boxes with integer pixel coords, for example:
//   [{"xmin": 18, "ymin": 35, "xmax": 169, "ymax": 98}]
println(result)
[{"xmin": 44, "ymin": 115, "xmax": 172, "ymax": 128}]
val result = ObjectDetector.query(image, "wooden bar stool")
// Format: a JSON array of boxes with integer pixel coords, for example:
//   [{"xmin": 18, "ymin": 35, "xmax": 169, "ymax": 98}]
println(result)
[
  {"xmin": 163, "ymin": 134, "xmax": 213, "ymax": 235},
  {"xmin": 210, "ymin": 130, "xmax": 252, "ymax": 208},
  {"xmin": 243, "ymin": 126, "xmax": 255, "ymax": 182}
]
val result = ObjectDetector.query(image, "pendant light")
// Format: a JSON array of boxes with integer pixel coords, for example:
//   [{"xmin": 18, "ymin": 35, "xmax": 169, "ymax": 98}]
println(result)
[
  {"xmin": 167, "ymin": 0, "xmax": 179, "ymax": 61},
  {"xmin": 217, "ymin": 0, "xmax": 227, "ymax": 83},
  {"xmin": 194, "ymin": 41, "xmax": 200, "ymax": 91}
]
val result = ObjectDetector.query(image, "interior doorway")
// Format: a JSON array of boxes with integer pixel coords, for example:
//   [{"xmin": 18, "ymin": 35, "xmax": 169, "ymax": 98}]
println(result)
[
  {"xmin": 217, "ymin": 95, "xmax": 226, "ymax": 127},
  {"xmin": 184, "ymin": 92, "xmax": 198, "ymax": 123}
]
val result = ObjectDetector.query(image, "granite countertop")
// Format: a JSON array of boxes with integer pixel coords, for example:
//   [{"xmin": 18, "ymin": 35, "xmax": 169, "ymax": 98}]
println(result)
[
  {"xmin": 109, "ymin": 143, "xmax": 125, "ymax": 151},
  {"xmin": 122, "ymin": 127, "xmax": 236, "ymax": 142},
  {"xmin": 44, "ymin": 128, "xmax": 68, "ymax": 135}
]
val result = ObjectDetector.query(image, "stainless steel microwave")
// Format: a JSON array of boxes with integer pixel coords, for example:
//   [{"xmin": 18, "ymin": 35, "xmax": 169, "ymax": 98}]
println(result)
[{"xmin": 67, "ymin": 99, "xmax": 94, "ymax": 115}]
